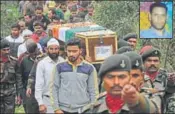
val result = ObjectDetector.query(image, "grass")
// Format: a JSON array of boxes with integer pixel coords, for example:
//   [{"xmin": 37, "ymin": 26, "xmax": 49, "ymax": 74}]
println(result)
[{"xmin": 15, "ymin": 106, "xmax": 25, "ymax": 114}]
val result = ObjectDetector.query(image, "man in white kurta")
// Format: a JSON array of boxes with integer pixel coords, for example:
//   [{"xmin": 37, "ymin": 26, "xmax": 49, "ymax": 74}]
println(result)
[{"xmin": 35, "ymin": 38, "xmax": 64, "ymax": 113}]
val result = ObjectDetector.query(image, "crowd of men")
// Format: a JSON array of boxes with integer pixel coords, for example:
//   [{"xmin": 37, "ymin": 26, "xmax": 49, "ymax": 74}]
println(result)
[{"xmin": 0, "ymin": 0, "xmax": 175, "ymax": 114}]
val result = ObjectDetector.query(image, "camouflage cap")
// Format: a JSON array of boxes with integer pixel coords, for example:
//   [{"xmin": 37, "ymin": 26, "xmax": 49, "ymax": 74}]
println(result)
[
  {"xmin": 0, "ymin": 38, "xmax": 10, "ymax": 49},
  {"xmin": 123, "ymin": 33, "xmax": 137, "ymax": 41},
  {"xmin": 123, "ymin": 51, "xmax": 144, "ymax": 70},
  {"xmin": 141, "ymin": 47, "xmax": 161, "ymax": 62},
  {"xmin": 118, "ymin": 39, "xmax": 130, "ymax": 49},
  {"xmin": 98, "ymin": 54, "xmax": 131, "ymax": 78},
  {"xmin": 116, "ymin": 46, "xmax": 133, "ymax": 54}
]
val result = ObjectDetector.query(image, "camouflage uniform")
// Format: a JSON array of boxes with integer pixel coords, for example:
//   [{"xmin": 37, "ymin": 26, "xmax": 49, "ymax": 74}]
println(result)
[
  {"xmin": 25, "ymin": 53, "xmax": 47, "ymax": 113},
  {"xmin": 164, "ymin": 73, "xmax": 175, "ymax": 113},
  {"xmin": 79, "ymin": 91, "xmax": 159, "ymax": 114},
  {"xmin": 141, "ymin": 74, "xmax": 163, "ymax": 113},
  {"xmin": 0, "ymin": 56, "xmax": 23, "ymax": 113}
]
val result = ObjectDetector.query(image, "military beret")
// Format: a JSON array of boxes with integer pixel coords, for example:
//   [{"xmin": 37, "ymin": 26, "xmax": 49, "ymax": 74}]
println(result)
[
  {"xmin": 0, "ymin": 38, "xmax": 10, "ymax": 49},
  {"xmin": 141, "ymin": 47, "xmax": 161, "ymax": 62},
  {"xmin": 116, "ymin": 46, "xmax": 133, "ymax": 54},
  {"xmin": 123, "ymin": 51, "xmax": 144, "ymax": 70},
  {"xmin": 118, "ymin": 39, "xmax": 130, "ymax": 49},
  {"xmin": 98, "ymin": 54, "xmax": 131, "ymax": 78},
  {"xmin": 123, "ymin": 33, "xmax": 137, "ymax": 41}
]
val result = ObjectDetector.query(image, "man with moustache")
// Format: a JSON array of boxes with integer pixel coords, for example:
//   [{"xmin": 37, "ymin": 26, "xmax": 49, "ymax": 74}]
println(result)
[
  {"xmin": 80, "ymin": 54, "xmax": 159, "ymax": 113},
  {"xmin": 35, "ymin": 38, "xmax": 64, "ymax": 113},
  {"xmin": 140, "ymin": 46, "xmax": 168, "ymax": 112},
  {"xmin": 31, "ymin": 21, "xmax": 48, "ymax": 43},
  {"xmin": 50, "ymin": 38, "xmax": 99, "ymax": 114},
  {"xmin": 123, "ymin": 51, "xmax": 161, "ymax": 113},
  {"xmin": 0, "ymin": 38, "xmax": 23, "ymax": 113},
  {"xmin": 140, "ymin": 2, "xmax": 172, "ymax": 38}
]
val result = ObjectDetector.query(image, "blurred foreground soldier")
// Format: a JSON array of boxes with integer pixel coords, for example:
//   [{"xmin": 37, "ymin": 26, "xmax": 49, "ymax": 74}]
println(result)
[
  {"xmin": 35, "ymin": 38, "xmax": 64, "ymax": 113},
  {"xmin": 51, "ymin": 38, "xmax": 99, "ymax": 114},
  {"xmin": 19, "ymin": 39, "xmax": 40, "ymax": 113},
  {"xmin": 0, "ymin": 39, "xmax": 23, "ymax": 113},
  {"xmin": 80, "ymin": 54, "xmax": 159, "ymax": 113},
  {"xmin": 123, "ymin": 33, "xmax": 137, "ymax": 50},
  {"xmin": 123, "ymin": 51, "xmax": 161, "ymax": 113},
  {"xmin": 141, "ymin": 46, "xmax": 168, "ymax": 112}
]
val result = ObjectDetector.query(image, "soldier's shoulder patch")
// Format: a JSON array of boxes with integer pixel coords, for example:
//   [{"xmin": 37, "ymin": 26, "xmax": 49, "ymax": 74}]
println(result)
[{"xmin": 9, "ymin": 56, "xmax": 18, "ymax": 61}]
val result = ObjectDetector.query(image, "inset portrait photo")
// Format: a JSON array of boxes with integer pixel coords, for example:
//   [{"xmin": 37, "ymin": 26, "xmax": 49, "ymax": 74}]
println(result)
[{"xmin": 140, "ymin": 1, "xmax": 173, "ymax": 39}]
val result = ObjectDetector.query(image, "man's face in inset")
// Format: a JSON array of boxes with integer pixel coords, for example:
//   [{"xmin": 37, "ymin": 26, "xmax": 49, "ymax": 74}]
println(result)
[
  {"xmin": 103, "ymin": 71, "xmax": 130, "ymax": 96},
  {"xmin": 149, "ymin": 7, "xmax": 167, "ymax": 30}
]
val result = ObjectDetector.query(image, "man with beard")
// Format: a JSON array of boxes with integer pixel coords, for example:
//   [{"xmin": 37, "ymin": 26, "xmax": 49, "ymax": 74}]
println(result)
[
  {"xmin": 50, "ymin": 38, "xmax": 99, "ymax": 114},
  {"xmin": 0, "ymin": 38, "xmax": 23, "ymax": 113},
  {"xmin": 80, "ymin": 54, "xmax": 159, "ymax": 113},
  {"xmin": 123, "ymin": 33, "xmax": 137, "ymax": 50},
  {"xmin": 35, "ymin": 38, "xmax": 64, "ymax": 113},
  {"xmin": 140, "ymin": 46, "xmax": 168, "ymax": 112},
  {"xmin": 140, "ymin": 2, "xmax": 172, "ymax": 38}
]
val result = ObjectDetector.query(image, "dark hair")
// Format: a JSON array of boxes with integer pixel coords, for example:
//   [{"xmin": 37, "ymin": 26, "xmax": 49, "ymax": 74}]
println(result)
[
  {"xmin": 150, "ymin": 2, "xmax": 167, "ymax": 13},
  {"xmin": 52, "ymin": 16, "xmax": 60, "ymax": 21},
  {"xmin": 49, "ymin": 9, "xmax": 56, "ymax": 15},
  {"xmin": 66, "ymin": 38, "xmax": 82, "ymax": 48},
  {"xmin": 11, "ymin": 23, "xmax": 20, "ymax": 30},
  {"xmin": 36, "ymin": 6, "xmax": 43, "ymax": 11},
  {"xmin": 24, "ymin": 13, "xmax": 32, "ymax": 18},
  {"xmin": 33, "ymin": 21, "xmax": 44, "ymax": 28}
]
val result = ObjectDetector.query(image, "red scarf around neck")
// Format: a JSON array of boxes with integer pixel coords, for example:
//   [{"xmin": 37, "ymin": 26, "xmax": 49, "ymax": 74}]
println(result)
[
  {"xmin": 0, "ymin": 56, "xmax": 8, "ymax": 63},
  {"xmin": 146, "ymin": 71, "xmax": 159, "ymax": 81},
  {"xmin": 106, "ymin": 93, "xmax": 124, "ymax": 113}
]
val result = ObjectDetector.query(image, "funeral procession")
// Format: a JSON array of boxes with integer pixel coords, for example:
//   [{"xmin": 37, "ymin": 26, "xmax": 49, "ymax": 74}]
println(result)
[{"xmin": 0, "ymin": 0, "xmax": 175, "ymax": 114}]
